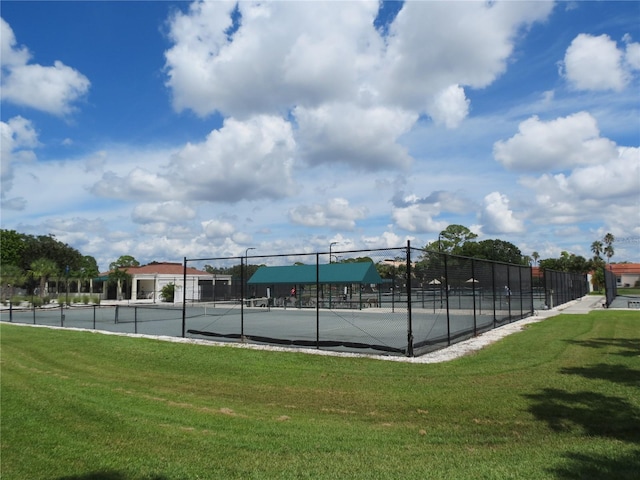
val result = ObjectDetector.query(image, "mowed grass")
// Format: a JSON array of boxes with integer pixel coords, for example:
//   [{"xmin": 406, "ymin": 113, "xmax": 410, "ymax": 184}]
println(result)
[{"xmin": 1, "ymin": 311, "xmax": 639, "ymax": 480}]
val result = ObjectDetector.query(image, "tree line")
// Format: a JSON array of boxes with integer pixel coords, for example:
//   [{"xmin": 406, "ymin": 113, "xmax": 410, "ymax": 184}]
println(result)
[
  {"xmin": 1, "ymin": 226, "xmax": 619, "ymax": 298},
  {"xmin": 1, "ymin": 229, "xmax": 99, "ymax": 298},
  {"xmin": 0, "ymin": 229, "xmax": 145, "ymax": 300}
]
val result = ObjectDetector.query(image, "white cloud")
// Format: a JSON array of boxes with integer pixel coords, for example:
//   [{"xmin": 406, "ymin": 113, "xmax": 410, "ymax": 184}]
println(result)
[
  {"xmin": 164, "ymin": 1, "xmax": 381, "ymax": 118},
  {"xmin": 294, "ymin": 103, "xmax": 416, "ymax": 170},
  {"xmin": 92, "ymin": 168, "xmax": 175, "ymax": 201},
  {"xmin": 480, "ymin": 192, "xmax": 524, "ymax": 234},
  {"xmin": 521, "ymin": 147, "xmax": 640, "ymax": 226},
  {"xmin": 567, "ymin": 146, "xmax": 639, "ymax": 200},
  {"xmin": 0, "ymin": 17, "xmax": 29, "ymax": 67},
  {"xmin": 361, "ymin": 230, "xmax": 413, "ymax": 250},
  {"xmin": 379, "ymin": 1, "xmax": 554, "ymax": 110},
  {"xmin": 168, "ymin": 115, "xmax": 297, "ymax": 202},
  {"xmin": 392, "ymin": 203, "xmax": 449, "ymax": 234},
  {"xmin": 390, "ymin": 189, "xmax": 475, "ymax": 234},
  {"xmin": 1, "ymin": 116, "xmax": 38, "ymax": 205},
  {"xmin": 202, "ymin": 219, "xmax": 236, "ymax": 239},
  {"xmin": 288, "ymin": 198, "xmax": 367, "ymax": 230},
  {"xmin": 164, "ymin": 1, "xmax": 552, "ymax": 123},
  {"xmin": 132, "ymin": 202, "xmax": 196, "ymax": 224},
  {"xmin": 561, "ymin": 33, "xmax": 631, "ymax": 92},
  {"xmin": 427, "ymin": 85, "xmax": 470, "ymax": 129},
  {"xmin": 493, "ymin": 112, "xmax": 618, "ymax": 172},
  {"xmin": 1, "ymin": 18, "xmax": 90, "ymax": 116},
  {"xmin": 625, "ymin": 39, "xmax": 640, "ymax": 70},
  {"xmin": 92, "ymin": 115, "xmax": 297, "ymax": 203}
]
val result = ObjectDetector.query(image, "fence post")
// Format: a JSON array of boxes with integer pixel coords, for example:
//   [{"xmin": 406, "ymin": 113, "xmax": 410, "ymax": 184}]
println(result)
[
  {"xmin": 93, "ymin": 305, "xmax": 96, "ymax": 330},
  {"xmin": 134, "ymin": 306, "xmax": 138, "ymax": 334},
  {"xmin": 406, "ymin": 241, "xmax": 413, "ymax": 357},
  {"xmin": 240, "ymin": 256, "xmax": 245, "ymax": 340},
  {"xmin": 491, "ymin": 263, "xmax": 496, "ymax": 328},
  {"xmin": 507, "ymin": 267, "xmax": 512, "ymax": 322},
  {"xmin": 472, "ymin": 259, "xmax": 477, "ymax": 336},
  {"xmin": 518, "ymin": 267, "xmax": 523, "ymax": 319},
  {"xmin": 182, "ymin": 257, "xmax": 187, "ymax": 338},
  {"xmin": 444, "ymin": 253, "xmax": 451, "ymax": 346},
  {"xmin": 9, "ymin": 300, "xmax": 12, "ymax": 322},
  {"xmin": 316, "ymin": 253, "xmax": 320, "ymax": 350},
  {"xmin": 60, "ymin": 303, "xmax": 64, "ymax": 327},
  {"xmin": 530, "ymin": 267, "xmax": 535, "ymax": 314}
]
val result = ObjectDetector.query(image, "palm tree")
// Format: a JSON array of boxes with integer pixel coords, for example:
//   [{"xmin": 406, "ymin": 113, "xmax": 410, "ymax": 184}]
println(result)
[
  {"xmin": 604, "ymin": 245, "xmax": 615, "ymax": 265},
  {"xmin": 29, "ymin": 258, "xmax": 58, "ymax": 298},
  {"xmin": 603, "ymin": 232, "xmax": 615, "ymax": 246},
  {"xmin": 108, "ymin": 255, "xmax": 138, "ymax": 300},
  {"xmin": 531, "ymin": 251, "xmax": 540, "ymax": 266},
  {"xmin": 590, "ymin": 240, "xmax": 603, "ymax": 259},
  {"xmin": 603, "ymin": 233, "xmax": 615, "ymax": 265}
]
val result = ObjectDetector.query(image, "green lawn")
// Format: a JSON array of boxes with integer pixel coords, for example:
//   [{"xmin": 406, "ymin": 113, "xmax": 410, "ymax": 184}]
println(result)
[
  {"xmin": 1, "ymin": 311, "xmax": 639, "ymax": 479},
  {"xmin": 618, "ymin": 287, "xmax": 640, "ymax": 295}
]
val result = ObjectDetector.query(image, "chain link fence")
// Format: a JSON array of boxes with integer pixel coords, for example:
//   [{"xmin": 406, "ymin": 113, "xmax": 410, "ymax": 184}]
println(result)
[
  {"xmin": 1, "ymin": 242, "xmax": 590, "ymax": 357},
  {"xmin": 538, "ymin": 269, "xmax": 590, "ymax": 310},
  {"xmin": 180, "ymin": 243, "xmax": 538, "ymax": 356},
  {"xmin": 603, "ymin": 266, "xmax": 618, "ymax": 308}
]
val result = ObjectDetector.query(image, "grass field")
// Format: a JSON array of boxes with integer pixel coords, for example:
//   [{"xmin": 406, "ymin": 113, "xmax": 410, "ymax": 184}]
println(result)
[{"xmin": 1, "ymin": 311, "xmax": 639, "ymax": 479}]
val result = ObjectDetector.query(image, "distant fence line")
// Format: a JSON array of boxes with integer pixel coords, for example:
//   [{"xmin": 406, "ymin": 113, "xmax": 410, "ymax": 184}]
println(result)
[
  {"xmin": 536, "ymin": 269, "xmax": 590, "ymax": 310},
  {"xmin": 1, "ymin": 243, "xmax": 589, "ymax": 358}
]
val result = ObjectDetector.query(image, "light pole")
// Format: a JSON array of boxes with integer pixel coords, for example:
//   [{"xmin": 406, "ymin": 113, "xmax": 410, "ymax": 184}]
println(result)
[
  {"xmin": 329, "ymin": 242, "xmax": 338, "ymax": 263},
  {"xmin": 245, "ymin": 248, "xmax": 256, "ymax": 299}
]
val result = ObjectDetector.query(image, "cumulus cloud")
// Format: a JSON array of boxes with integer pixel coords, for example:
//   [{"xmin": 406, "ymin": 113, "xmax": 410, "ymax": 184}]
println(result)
[
  {"xmin": 92, "ymin": 168, "xmax": 175, "ymax": 201},
  {"xmin": 1, "ymin": 116, "xmax": 38, "ymax": 205},
  {"xmin": 624, "ymin": 36, "xmax": 640, "ymax": 70},
  {"xmin": 362, "ymin": 230, "xmax": 413, "ymax": 250},
  {"xmin": 392, "ymin": 204, "xmax": 448, "ymax": 234},
  {"xmin": 202, "ymin": 219, "xmax": 236, "ymax": 239},
  {"xmin": 132, "ymin": 202, "xmax": 196, "ymax": 224},
  {"xmin": 521, "ymin": 147, "xmax": 639, "ymax": 226},
  {"xmin": 92, "ymin": 115, "xmax": 297, "ymax": 203},
  {"xmin": 493, "ymin": 112, "xmax": 618, "ymax": 172},
  {"xmin": 391, "ymin": 190, "xmax": 472, "ymax": 234},
  {"xmin": 427, "ymin": 85, "xmax": 470, "ymax": 129},
  {"xmin": 379, "ymin": 1, "xmax": 554, "ymax": 110},
  {"xmin": 561, "ymin": 33, "xmax": 639, "ymax": 91},
  {"xmin": 480, "ymin": 192, "xmax": 524, "ymax": 234},
  {"xmin": 0, "ymin": 17, "xmax": 29, "ymax": 67},
  {"xmin": 289, "ymin": 198, "xmax": 367, "ymax": 230},
  {"xmin": 392, "ymin": 190, "xmax": 470, "ymax": 213},
  {"xmin": 164, "ymin": 1, "xmax": 381, "ymax": 118},
  {"xmin": 294, "ymin": 103, "xmax": 416, "ymax": 170},
  {"xmin": 168, "ymin": 115, "xmax": 297, "ymax": 202},
  {"xmin": 163, "ymin": 0, "xmax": 554, "ymax": 175},
  {"xmin": 1, "ymin": 18, "xmax": 90, "ymax": 116}
]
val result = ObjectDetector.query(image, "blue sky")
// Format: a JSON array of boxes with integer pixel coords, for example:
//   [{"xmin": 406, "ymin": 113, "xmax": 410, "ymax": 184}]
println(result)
[{"xmin": 1, "ymin": 1, "xmax": 639, "ymax": 270}]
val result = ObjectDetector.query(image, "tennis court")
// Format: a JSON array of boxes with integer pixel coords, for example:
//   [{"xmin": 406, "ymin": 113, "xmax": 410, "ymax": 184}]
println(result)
[{"xmin": 0, "ymin": 296, "xmax": 524, "ymax": 356}]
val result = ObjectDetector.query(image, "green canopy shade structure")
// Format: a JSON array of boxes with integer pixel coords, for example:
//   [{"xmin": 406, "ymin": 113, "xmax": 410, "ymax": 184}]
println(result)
[{"xmin": 248, "ymin": 262, "xmax": 383, "ymax": 286}]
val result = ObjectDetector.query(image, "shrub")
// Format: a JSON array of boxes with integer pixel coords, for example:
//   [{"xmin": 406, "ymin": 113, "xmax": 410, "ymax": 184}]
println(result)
[
  {"xmin": 160, "ymin": 283, "xmax": 175, "ymax": 303},
  {"xmin": 10, "ymin": 295, "xmax": 25, "ymax": 307}
]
